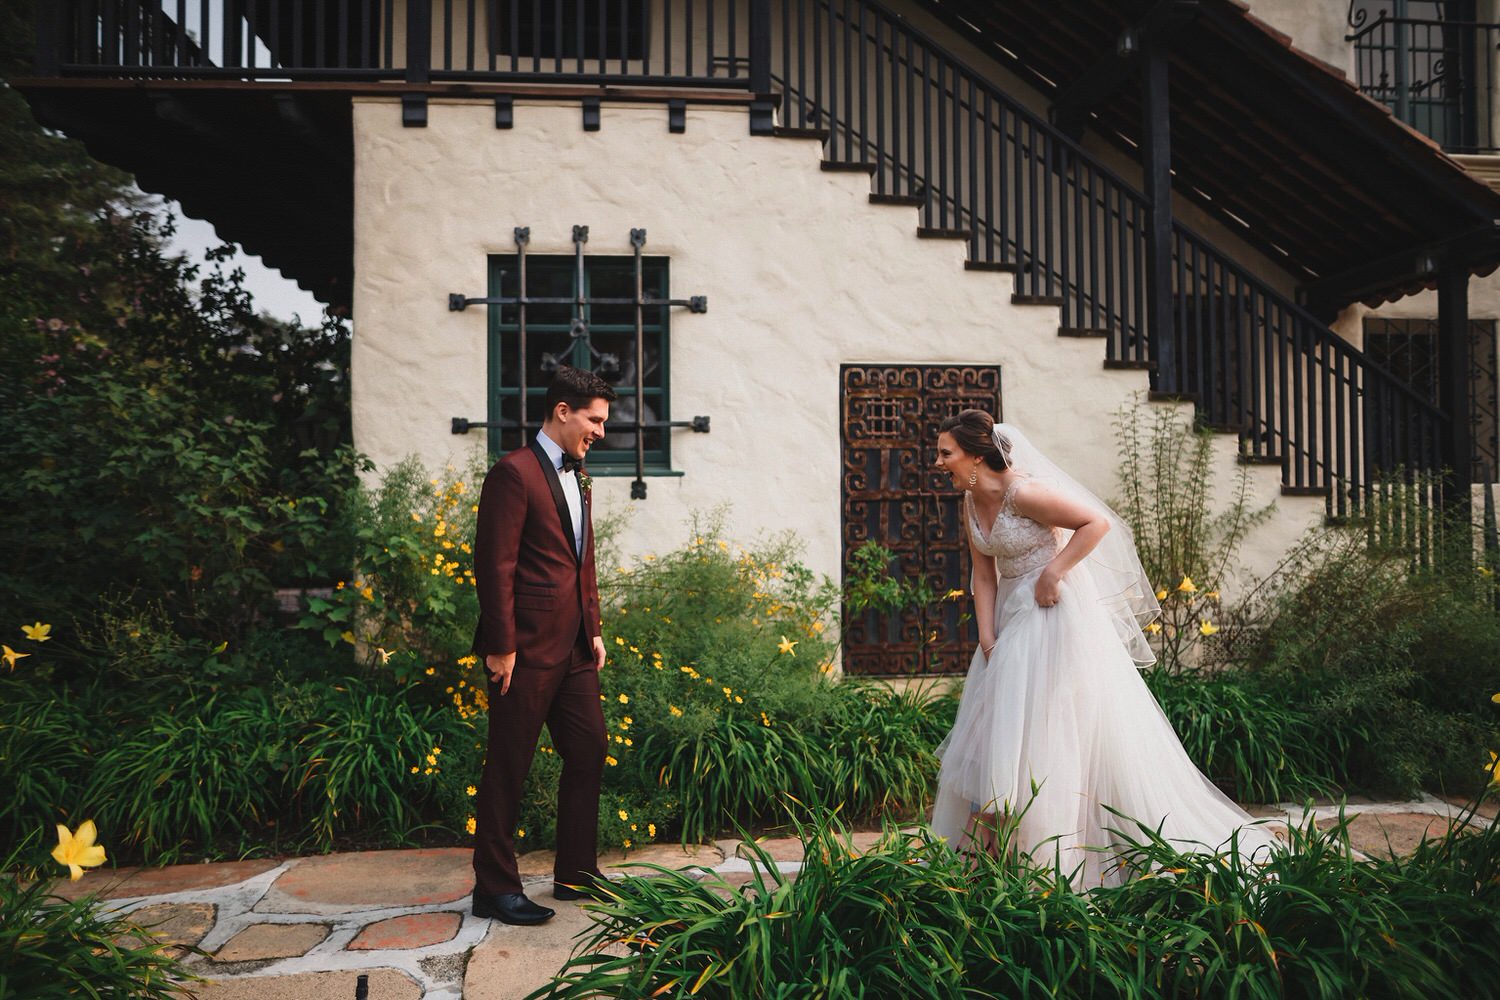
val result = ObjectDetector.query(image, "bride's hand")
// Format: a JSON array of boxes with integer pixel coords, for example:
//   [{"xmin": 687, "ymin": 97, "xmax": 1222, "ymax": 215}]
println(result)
[{"xmin": 1034, "ymin": 569, "xmax": 1062, "ymax": 608}]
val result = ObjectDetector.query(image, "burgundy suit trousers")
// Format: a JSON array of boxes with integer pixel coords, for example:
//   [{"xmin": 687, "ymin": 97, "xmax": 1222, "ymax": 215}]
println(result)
[{"xmin": 473, "ymin": 630, "xmax": 607, "ymax": 896}]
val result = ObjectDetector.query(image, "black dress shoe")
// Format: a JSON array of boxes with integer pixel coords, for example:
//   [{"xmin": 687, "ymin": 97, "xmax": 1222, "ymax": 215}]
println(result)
[
  {"xmin": 472, "ymin": 891, "xmax": 555, "ymax": 925},
  {"xmin": 553, "ymin": 872, "xmax": 612, "ymax": 902}
]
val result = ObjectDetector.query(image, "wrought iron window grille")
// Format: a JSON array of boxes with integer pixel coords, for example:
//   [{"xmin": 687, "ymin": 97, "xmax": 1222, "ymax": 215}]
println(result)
[{"xmin": 449, "ymin": 225, "xmax": 709, "ymax": 499}]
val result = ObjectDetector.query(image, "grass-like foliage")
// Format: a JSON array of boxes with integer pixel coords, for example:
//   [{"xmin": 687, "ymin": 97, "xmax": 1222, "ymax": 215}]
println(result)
[
  {"xmin": 0, "ymin": 836, "xmax": 198, "ymax": 998},
  {"xmin": 540, "ymin": 798, "xmax": 1500, "ymax": 999}
]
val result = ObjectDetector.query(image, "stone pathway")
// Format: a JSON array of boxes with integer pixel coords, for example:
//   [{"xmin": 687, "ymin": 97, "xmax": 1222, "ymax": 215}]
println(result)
[{"xmin": 53, "ymin": 795, "xmax": 1492, "ymax": 999}]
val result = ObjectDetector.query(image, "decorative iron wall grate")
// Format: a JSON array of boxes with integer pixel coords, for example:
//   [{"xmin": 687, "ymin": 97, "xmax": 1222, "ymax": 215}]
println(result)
[{"xmin": 841, "ymin": 364, "xmax": 1000, "ymax": 676}]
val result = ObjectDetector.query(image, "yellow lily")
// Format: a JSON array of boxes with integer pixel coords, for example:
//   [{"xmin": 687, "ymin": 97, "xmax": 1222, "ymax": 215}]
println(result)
[{"xmin": 52, "ymin": 821, "xmax": 107, "ymax": 881}]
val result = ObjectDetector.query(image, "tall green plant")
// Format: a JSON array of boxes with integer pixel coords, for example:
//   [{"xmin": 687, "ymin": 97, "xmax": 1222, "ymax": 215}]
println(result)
[{"xmin": 1113, "ymin": 402, "xmax": 1273, "ymax": 669}]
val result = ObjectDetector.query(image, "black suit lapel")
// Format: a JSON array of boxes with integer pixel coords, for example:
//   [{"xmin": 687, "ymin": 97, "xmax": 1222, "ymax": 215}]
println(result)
[{"xmin": 528, "ymin": 439, "xmax": 581, "ymax": 564}]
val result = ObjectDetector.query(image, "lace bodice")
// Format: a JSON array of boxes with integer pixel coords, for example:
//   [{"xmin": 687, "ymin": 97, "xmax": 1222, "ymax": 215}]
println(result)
[{"xmin": 965, "ymin": 478, "xmax": 1060, "ymax": 578}]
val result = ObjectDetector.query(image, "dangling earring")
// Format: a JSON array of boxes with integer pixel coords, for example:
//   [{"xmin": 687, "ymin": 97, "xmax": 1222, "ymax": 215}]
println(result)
[{"xmin": 968, "ymin": 463, "xmax": 979, "ymax": 487}]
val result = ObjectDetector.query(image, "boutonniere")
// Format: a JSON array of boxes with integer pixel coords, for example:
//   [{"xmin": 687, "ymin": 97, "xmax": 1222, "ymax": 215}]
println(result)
[{"xmin": 578, "ymin": 471, "xmax": 593, "ymax": 493}]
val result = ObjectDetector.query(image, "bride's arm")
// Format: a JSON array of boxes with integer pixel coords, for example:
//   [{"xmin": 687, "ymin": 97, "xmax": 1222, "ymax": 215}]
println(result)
[
  {"xmin": 967, "ymin": 528, "xmax": 999, "ymax": 653},
  {"xmin": 1012, "ymin": 482, "xmax": 1111, "ymax": 607}
]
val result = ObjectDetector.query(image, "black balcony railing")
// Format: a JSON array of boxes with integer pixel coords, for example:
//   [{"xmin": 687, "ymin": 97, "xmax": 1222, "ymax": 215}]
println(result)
[
  {"xmin": 36, "ymin": 0, "xmax": 764, "ymax": 88},
  {"xmin": 1349, "ymin": 13, "xmax": 1500, "ymax": 154},
  {"xmin": 30, "ymin": 0, "xmax": 1456, "ymax": 515}
]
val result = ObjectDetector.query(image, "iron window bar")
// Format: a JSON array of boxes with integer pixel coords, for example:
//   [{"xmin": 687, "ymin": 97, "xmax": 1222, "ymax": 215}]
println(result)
[{"xmin": 449, "ymin": 225, "xmax": 708, "ymax": 499}]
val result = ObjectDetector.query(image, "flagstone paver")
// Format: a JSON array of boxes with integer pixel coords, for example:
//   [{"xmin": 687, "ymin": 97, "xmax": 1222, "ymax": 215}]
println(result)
[
  {"xmin": 117, "ymin": 901, "xmax": 216, "ymax": 956},
  {"xmin": 1338, "ymin": 812, "xmax": 1453, "ymax": 857},
  {"xmin": 215, "ymin": 921, "xmax": 331, "ymax": 962},
  {"xmin": 49, "ymin": 859, "xmax": 282, "ymax": 901},
  {"xmin": 349, "ymin": 912, "xmax": 463, "ymax": 950},
  {"xmin": 189, "ymin": 968, "xmax": 424, "ymax": 1000},
  {"xmin": 257, "ymin": 848, "xmax": 473, "ymax": 914}
]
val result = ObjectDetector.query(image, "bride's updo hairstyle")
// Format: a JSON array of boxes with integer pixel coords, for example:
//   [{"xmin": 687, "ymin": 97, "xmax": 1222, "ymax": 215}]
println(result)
[{"xmin": 938, "ymin": 409, "xmax": 1011, "ymax": 471}]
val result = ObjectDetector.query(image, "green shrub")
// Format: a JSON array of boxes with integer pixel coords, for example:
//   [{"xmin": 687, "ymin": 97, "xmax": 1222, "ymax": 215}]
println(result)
[
  {"xmin": 1227, "ymin": 517, "xmax": 1500, "ymax": 796},
  {"xmin": 542, "ymin": 798, "xmax": 1500, "ymax": 999}
]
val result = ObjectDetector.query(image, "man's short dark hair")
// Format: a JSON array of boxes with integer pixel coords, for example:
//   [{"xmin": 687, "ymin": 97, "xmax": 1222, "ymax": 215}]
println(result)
[{"xmin": 544, "ymin": 365, "xmax": 618, "ymax": 418}]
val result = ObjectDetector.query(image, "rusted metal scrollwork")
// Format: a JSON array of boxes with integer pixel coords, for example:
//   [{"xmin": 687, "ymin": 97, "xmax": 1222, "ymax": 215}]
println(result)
[{"xmin": 840, "ymin": 364, "xmax": 1002, "ymax": 676}]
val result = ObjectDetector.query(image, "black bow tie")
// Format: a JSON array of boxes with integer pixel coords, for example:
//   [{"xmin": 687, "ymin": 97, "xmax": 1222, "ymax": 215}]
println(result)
[{"xmin": 560, "ymin": 454, "xmax": 582, "ymax": 474}]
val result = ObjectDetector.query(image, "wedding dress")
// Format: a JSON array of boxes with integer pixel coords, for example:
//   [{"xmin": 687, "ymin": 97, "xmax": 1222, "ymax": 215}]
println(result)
[{"xmin": 930, "ymin": 428, "xmax": 1279, "ymax": 888}]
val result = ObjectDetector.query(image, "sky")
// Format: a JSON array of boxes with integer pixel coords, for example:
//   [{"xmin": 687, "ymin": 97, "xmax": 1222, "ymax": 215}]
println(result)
[{"xmin": 161, "ymin": 197, "xmax": 329, "ymax": 326}]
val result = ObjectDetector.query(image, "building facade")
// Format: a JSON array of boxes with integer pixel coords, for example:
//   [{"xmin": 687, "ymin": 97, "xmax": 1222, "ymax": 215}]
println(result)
[{"xmin": 19, "ymin": 0, "xmax": 1500, "ymax": 674}]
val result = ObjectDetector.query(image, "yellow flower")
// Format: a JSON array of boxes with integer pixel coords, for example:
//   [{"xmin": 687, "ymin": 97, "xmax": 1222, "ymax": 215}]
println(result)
[
  {"xmin": 517, "ymin": 828, "xmax": 526, "ymax": 838},
  {"xmin": 466, "ymin": 785, "xmax": 478, "ymax": 796},
  {"xmin": 375, "ymin": 647, "xmax": 393, "ymax": 664},
  {"xmin": 944, "ymin": 589, "xmax": 965, "ymax": 600},
  {"xmin": 1492, "ymin": 692, "xmax": 1500, "ymax": 704},
  {"xmin": 618, "ymin": 693, "xmax": 629, "ymax": 704},
  {"xmin": 1486, "ymin": 751, "xmax": 1500, "ymax": 785},
  {"xmin": 1155, "ymin": 588, "xmax": 1168, "ymax": 601},
  {"xmin": 761, "ymin": 712, "xmax": 772, "ymax": 726},
  {"xmin": 425, "ymin": 754, "xmax": 437, "ymax": 766},
  {"xmin": 1205, "ymin": 590, "xmax": 1220, "ymax": 601},
  {"xmin": 648, "ymin": 823, "xmax": 657, "ymax": 838},
  {"xmin": 465, "ymin": 817, "xmax": 477, "ymax": 835},
  {"xmin": 622, "ymin": 717, "xmax": 633, "ymax": 728},
  {"xmin": 2, "ymin": 645, "xmax": 29, "ymax": 670},
  {"xmin": 778, "ymin": 636, "xmax": 798, "ymax": 656},
  {"xmin": 52, "ymin": 821, "xmax": 106, "ymax": 881},
  {"xmin": 614, "ymin": 636, "xmax": 625, "ymax": 646},
  {"xmin": 669, "ymin": 705, "xmax": 683, "ymax": 717},
  {"xmin": 606, "ymin": 755, "xmax": 618, "ymax": 766},
  {"xmin": 1177, "ymin": 575, "xmax": 1198, "ymax": 594},
  {"xmin": 624, "ymin": 738, "xmax": 632, "ymax": 746},
  {"xmin": 1145, "ymin": 621, "xmax": 1163, "ymax": 635},
  {"xmin": 622, "ymin": 838, "xmax": 632, "ymax": 849},
  {"xmin": 411, "ymin": 766, "xmax": 419, "ymax": 773},
  {"xmin": 722, "ymin": 686, "xmax": 733, "ymax": 698},
  {"xmin": 1199, "ymin": 620, "xmax": 1219, "ymax": 637},
  {"xmin": 340, "ymin": 631, "xmax": 356, "ymax": 645},
  {"xmin": 619, "ymin": 809, "xmax": 629, "ymax": 821},
  {"xmin": 22, "ymin": 622, "xmax": 52, "ymax": 643},
  {"xmin": 735, "ymin": 696, "xmax": 744, "ymax": 704},
  {"xmin": 425, "ymin": 666, "xmax": 436, "ymax": 676}
]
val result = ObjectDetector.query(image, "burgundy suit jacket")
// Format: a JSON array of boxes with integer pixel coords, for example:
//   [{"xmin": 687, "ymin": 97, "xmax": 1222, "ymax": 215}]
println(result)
[{"xmin": 471, "ymin": 439, "xmax": 602, "ymax": 668}]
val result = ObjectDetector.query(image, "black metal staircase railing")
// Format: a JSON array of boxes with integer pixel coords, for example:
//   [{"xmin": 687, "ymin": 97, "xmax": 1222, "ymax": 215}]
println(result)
[
  {"xmin": 770, "ymin": 0, "xmax": 1448, "ymax": 517},
  {"xmin": 33, "ymin": 0, "xmax": 1453, "ymax": 515}
]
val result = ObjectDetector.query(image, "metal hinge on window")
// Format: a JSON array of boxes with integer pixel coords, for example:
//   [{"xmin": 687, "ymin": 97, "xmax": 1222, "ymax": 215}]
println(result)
[{"xmin": 449, "ymin": 226, "xmax": 709, "ymax": 499}]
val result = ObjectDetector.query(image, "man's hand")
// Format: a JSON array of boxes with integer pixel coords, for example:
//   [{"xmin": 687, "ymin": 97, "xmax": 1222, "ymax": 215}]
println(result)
[
  {"xmin": 486, "ymin": 651, "xmax": 518, "ymax": 695},
  {"xmin": 592, "ymin": 635, "xmax": 607, "ymax": 672}
]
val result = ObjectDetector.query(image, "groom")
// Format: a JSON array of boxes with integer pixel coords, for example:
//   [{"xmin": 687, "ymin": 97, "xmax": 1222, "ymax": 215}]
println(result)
[{"xmin": 470, "ymin": 365, "xmax": 616, "ymax": 925}]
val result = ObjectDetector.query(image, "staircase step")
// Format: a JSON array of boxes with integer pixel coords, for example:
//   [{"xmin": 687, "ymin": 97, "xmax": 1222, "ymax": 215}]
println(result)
[
  {"xmin": 1012, "ymin": 294, "xmax": 1066, "ymax": 307},
  {"xmin": 869, "ymin": 193, "xmax": 925, "ymax": 207},
  {"xmin": 917, "ymin": 227, "xmax": 970, "ymax": 241},
  {"xmin": 1058, "ymin": 327, "xmax": 1109, "ymax": 338},
  {"xmin": 963, "ymin": 260, "xmax": 1018, "ymax": 273},
  {"xmin": 1282, "ymin": 485, "xmax": 1332, "ymax": 497},
  {"xmin": 773, "ymin": 125, "xmax": 830, "ymax": 141},
  {"xmin": 1103, "ymin": 359, "xmax": 1154, "ymax": 370},
  {"xmin": 1147, "ymin": 390, "xmax": 1197, "ymax": 403},
  {"xmin": 821, "ymin": 160, "xmax": 877, "ymax": 173}
]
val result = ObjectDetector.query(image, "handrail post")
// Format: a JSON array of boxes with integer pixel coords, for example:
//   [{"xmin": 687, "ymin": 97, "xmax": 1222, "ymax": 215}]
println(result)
[
  {"xmin": 1437, "ymin": 262, "xmax": 1474, "ymax": 558},
  {"xmin": 34, "ymin": 0, "xmax": 63, "ymax": 76},
  {"xmin": 748, "ymin": 0, "xmax": 774, "ymax": 134},
  {"xmin": 404, "ymin": 0, "xmax": 431, "ymax": 126},
  {"xmin": 1141, "ymin": 40, "xmax": 1176, "ymax": 392}
]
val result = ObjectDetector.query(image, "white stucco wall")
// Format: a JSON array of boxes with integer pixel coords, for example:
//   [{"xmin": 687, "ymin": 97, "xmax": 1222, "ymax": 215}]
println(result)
[
  {"xmin": 351, "ymin": 98, "xmax": 1325, "ymax": 596},
  {"xmin": 1242, "ymin": 1, "xmax": 1354, "ymax": 80}
]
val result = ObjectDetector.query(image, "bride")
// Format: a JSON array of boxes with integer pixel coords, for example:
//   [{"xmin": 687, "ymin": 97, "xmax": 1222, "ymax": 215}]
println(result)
[{"xmin": 929, "ymin": 409, "xmax": 1278, "ymax": 886}]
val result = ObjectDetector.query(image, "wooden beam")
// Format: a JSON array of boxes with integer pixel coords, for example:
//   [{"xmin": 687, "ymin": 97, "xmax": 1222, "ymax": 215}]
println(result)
[
  {"xmin": 1050, "ymin": 0, "xmax": 1198, "ymax": 139},
  {"xmin": 1303, "ymin": 224, "xmax": 1500, "ymax": 311},
  {"xmin": 1438, "ymin": 264, "xmax": 1475, "ymax": 534},
  {"xmin": 1141, "ymin": 39, "xmax": 1176, "ymax": 393}
]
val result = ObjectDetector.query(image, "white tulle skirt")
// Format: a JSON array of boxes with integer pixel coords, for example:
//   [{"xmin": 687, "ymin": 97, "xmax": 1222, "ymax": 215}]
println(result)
[{"xmin": 931, "ymin": 566, "xmax": 1279, "ymax": 888}]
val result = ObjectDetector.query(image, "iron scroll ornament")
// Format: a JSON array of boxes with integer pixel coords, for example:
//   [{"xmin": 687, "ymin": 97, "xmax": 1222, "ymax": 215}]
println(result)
[{"xmin": 449, "ymin": 226, "xmax": 710, "ymax": 499}]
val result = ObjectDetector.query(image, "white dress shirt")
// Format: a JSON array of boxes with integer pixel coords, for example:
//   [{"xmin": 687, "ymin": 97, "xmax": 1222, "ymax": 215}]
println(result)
[{"xmin": 535, "ymin": 430, "xmax": 584, "ymax": 558}]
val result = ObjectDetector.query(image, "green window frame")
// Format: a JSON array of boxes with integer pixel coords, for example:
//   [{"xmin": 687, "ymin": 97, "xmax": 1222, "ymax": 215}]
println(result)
[{"xmin": 486, "ymin": 253, "xmax": 673, "ymax": 473}]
